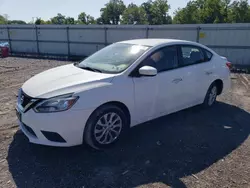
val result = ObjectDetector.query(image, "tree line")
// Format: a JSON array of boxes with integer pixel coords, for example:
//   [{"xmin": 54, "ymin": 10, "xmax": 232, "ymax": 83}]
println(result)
[{"xmin": 1, "ymin": 0, "xmax": 250, "ymax": 25}]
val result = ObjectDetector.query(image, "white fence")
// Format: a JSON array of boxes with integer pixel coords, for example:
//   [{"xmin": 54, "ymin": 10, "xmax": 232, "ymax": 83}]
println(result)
[{"xmin": 1, "ymin": 24, "xmax": 250, "ymax": 65}]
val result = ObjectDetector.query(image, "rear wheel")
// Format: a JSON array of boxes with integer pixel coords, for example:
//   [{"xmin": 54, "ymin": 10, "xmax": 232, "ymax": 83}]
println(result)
[
  {"xmin": 84, "ymin": 104, "xmax": 128, "ymax": 150},
  {"xmin": 203, "ymin": 84, "xmax": 218, "ymax": 107}
]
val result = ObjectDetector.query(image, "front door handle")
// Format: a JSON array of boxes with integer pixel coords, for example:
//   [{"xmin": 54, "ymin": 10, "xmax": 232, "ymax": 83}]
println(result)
[
  {"xmin": 205, "ymin": 71, "xmax": 213, "ymax": 75},
  {"xmin": 172, "ymin": 78, "xmax": 183, "ymax": 84}
]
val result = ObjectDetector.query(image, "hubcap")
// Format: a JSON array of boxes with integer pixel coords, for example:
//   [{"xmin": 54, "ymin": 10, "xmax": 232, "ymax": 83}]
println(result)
[
  {"xmin": 94, "ymin": 112, "xmax": 122, "ymax": 145},
  {"xmin": 208, "ymin": 86, "xmax": 217, "ymax": 106}
]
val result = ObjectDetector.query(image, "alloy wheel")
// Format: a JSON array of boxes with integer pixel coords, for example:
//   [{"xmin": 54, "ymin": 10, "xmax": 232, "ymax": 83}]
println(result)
[
  {"xmin": 94, "ymin": 112, "xmax": 122, "ymax": 145},
  {"xmin": 208, "ymin": 86, "xmax": 217, "ymax": 106}
]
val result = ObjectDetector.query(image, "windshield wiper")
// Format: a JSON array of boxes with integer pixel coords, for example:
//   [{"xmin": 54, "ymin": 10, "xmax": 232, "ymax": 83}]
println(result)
[{"xmin": 79, "ymin": 65, "xmax": 102, "ymax": 73}]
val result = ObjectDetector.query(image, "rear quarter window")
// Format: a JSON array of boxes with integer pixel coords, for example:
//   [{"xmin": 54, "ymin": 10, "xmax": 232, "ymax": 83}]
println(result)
[{"xmin": 204, "ymin": 50, "xmax": 213, "ymax": 61}]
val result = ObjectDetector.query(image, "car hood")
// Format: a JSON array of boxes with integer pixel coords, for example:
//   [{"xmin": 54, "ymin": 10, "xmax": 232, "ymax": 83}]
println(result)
[{"xmin": 22, "ymin": 64, "xmax": 115, "ymax": 98}]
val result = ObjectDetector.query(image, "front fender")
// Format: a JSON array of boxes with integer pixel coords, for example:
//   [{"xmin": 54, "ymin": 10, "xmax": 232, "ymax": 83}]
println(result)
[{"xmin": 72, "ymin": 77, "xmax": 135, "ymax": 117}]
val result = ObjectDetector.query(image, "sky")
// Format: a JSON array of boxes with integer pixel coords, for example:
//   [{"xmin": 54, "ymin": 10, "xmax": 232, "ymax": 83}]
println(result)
[{"xmin": 0, "ymin": 0, "xmax": 189, "ymax": 22}]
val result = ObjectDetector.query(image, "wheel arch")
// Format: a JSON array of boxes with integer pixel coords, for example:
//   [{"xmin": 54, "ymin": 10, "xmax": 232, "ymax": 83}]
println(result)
[
  {"xmin": 83, "ymin": 101, "xmax": 131, "ymax": 146},
  {"xmin": 86, "ymin": 101, "xmax": 131, "ymax": 128},
  {"xmin": 202, "ymin": 79, "xmax": 223, "ymax": 106},
  {"xmin": 101, "ymin": 101, "xmax": 131, "ymax": 126},
  {"xmin": 213, "ymin": 79, "xmax": 223, "ymax": 95}
]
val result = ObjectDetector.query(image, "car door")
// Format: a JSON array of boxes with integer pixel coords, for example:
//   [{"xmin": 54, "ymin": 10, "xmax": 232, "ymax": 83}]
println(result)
[
  {"xmin": 155, "ymin": 45, "xmax": 198, "ymax": 116},
  {"xmin": 132, "ymin": 45, "xmax": 196, "ymax": 123},
  {"xmin": 178, "ymin": 45, "xmax": 214, "ymax": 104},
  {"xmin": 131, "ymin": 60, "xmax": 158, "ymax": 124},
  {"xmin": 197, "ymin": 48, "xmax": 217, "ymax": 100}
]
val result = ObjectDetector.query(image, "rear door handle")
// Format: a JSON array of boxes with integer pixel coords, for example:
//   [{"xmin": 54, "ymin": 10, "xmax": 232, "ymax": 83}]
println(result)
[
  {"xmin": 172, "ymin": 78, "xmax": 183, "ymax": 84},
  {"xmin": 205, "ymin": 71, "xmax": 213, "ymax": 75}
]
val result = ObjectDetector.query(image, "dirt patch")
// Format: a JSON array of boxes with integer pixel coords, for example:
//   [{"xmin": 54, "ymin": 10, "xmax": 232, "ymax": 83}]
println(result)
[{"xmin": 0, "ymin": 57, "xmax": 250, "ymax": 188}]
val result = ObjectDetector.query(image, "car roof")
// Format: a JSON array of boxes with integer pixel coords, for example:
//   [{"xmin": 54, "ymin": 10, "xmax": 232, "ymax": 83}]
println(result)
[
  {"xmin": 118, "ymin": 38, "xmax": 200, "ymax": 47},
  {"xmin": 118, "ymin": 38, "xmax": 216, "ymax": 54}
]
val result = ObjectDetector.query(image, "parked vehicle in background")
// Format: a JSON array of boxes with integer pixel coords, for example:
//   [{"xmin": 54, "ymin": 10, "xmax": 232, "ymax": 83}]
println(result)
[
  {"xmin": 16, "ymin": 39, "xmax": 231, "ymax": 150},
  {"xmin": 0, "ymin": 42, "xmax": 9, "ymax": 58}
]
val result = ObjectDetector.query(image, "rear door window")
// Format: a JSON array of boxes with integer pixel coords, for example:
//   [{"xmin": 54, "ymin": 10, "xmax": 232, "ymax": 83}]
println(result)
[{"xmin": 179, "ymin": 46, "xmax": 205, "ymax": 66}]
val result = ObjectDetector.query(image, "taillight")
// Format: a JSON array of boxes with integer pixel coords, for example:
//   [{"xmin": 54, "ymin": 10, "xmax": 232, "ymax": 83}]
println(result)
[{"xmin": 226, "ymin": 62, "xmax": 232, "ymax": 70}]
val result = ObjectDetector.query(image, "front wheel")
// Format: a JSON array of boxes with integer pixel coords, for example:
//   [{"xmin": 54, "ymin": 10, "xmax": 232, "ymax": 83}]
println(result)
[
  {"xmin": 84, "ymin": 104, "xmax": 128, "ymax": 150},
  {"xmin": 203, "ymin": 84, "xmax": 218, "ymax": 107}
]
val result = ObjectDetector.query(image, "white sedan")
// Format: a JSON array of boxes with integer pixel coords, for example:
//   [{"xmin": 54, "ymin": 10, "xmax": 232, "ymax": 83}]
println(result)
[{"xmin": 16, "ymin": 39, "xmax": 231, "ymax": 149}]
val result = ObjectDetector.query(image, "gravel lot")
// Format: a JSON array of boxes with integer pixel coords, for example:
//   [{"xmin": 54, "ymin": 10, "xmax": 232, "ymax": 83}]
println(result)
[{"xmin": 0, "ymin": 57, "xmax": 250, "ymax": 188}]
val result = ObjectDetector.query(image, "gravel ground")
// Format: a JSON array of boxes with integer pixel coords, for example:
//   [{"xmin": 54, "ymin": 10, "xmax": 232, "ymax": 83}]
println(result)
[{"xmin": 0, "ymin": 57, "xmax": 250, "ymax": 188}]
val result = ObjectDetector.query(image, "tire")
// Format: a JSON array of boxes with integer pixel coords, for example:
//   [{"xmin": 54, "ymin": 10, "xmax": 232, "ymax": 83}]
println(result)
[
  {"xmin": 203, "ymin": 83, "xmax": 218, "ymax": 107},
  {"xmin": 84, "ymin": 104, "xmax": 129, "ymax": 150}
]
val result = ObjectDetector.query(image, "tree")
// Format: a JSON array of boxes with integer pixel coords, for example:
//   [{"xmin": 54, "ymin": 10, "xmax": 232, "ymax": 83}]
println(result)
[
  {"xmin": 200, "ymin": 0, "xmax": 224, "ymax": 23},
  {"xmin": 3, "ymin": 0, "xmax": 250, "ymax": 25},
  {"xmin": 45, "ymin": 20, "xmax": 52, "ymax": 24},
  {"xmin": 0, "ymin": 15, "xmax": 7, "ymax": 24},
  {"xmin": 78, "ymin": 12, "xmax": 87, "ymax": 24},
  {"xmin": 96, "ymin": 17, "xmax": 105, "ymax": 24},
  {"xmin": 141, "ymin": 0, "xmax": 154, "ymax": 24},
  {"xmin": 86, "ymin": 15, "xmax": 96, "ymax": 24},
  {"xmin": 150, "ymin": 0, "xmax": 171, "ymax": 24},
  {"xmin": 8, "ymin": 20, "xmax": 26, "ymax": 24},
  {"xmin": 173, "ymin": 0, "xmax": 250, "ymax": 24},
  {"xmin": 78, "ymin": 12, "xmax": 96, "ymax": 24},
  {"xmin": 173, "ymin": 1, "xmax": 202, "ymax": 24},
  {"xmin": 65, "ymin": 17, "xmax": 75, "ymax": 24},
  {"xmin": 98, "ymin": 8, "xmax": 111, "ymax": 24},
  {"xmin": 100, "ymin": 0, "xmax": 126, "ymax": 24},
  {"xmin": 0, "ymin": 14, "xmax": 26, "ymax": 25},
  {"xmin": 141, "ymin": 0, "xmax": 171, "ymax": 24},
  {"xmin": 221, "ymin": 0, "xmax": 231, "ymax": 22},
  {"xmin": 173, "ymin": 0, "xmax": 225, "ymax": 24},
  {"xmin": 228, "ymin": 0, "xmax": 250, "ymax": 23},
  {"xmin": 121, "ymin": 3, "xmax": 148, "ymax": 24},
  {"xmin": 50, "ymin": 13, "xmax": 66, "ymax": 24},
  {"xmin": 35, "ymin": 18, "xmax": 46, "ymax": 25}
]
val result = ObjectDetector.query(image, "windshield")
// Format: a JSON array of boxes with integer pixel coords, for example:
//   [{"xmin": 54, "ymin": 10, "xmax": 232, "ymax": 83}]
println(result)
[{"xmin": 77, "ymin": 43, "xmax": 150, "ymax": 74}]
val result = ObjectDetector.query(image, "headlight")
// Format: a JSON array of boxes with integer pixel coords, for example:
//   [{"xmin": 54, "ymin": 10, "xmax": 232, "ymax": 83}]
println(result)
[{"xmin": 34, "ymin": 94, "xmax": 79, "ymax": 113}]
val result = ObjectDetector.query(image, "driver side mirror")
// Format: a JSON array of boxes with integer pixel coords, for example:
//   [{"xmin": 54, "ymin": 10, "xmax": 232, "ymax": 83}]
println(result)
[{"xmin": 139, "ymin": 66, "xmax": 157, "ymax": 76}]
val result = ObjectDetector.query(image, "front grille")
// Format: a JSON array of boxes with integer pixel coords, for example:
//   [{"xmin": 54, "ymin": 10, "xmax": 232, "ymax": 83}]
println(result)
[{"xmin": 20, "ymin": 90, "xmax": 32, "ymax": 108}]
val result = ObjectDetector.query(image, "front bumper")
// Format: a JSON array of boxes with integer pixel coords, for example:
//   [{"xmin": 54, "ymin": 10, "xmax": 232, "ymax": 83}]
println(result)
[{"xmin": 16, "ymin": 106, "xmax": 94, "ymax": 147}]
